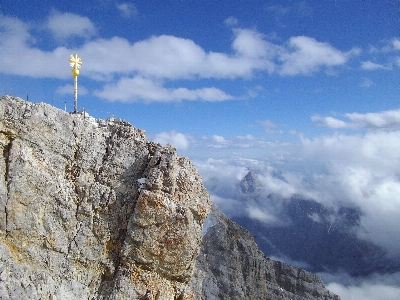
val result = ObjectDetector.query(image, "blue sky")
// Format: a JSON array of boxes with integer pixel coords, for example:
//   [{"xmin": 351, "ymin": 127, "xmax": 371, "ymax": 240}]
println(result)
[
  {"xmin": 1, "ymin": 0, "xmax": 400, "ymax": 141},
  {"xmin": 2, "ymin": 1, "xmax": 400, "ymax": 299}
]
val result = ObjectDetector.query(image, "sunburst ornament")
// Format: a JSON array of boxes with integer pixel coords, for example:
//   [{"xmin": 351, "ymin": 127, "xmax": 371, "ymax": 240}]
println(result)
[
  {"xmin": 69, "ymin": 54, "xmax": 82, "ymax": 76},
  {"xmin": 69, "ymin": 54, "xmax": 82, "ymax": 113}
]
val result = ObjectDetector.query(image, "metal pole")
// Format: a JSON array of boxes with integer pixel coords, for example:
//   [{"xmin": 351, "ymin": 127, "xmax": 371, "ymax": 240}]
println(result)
[
  {"xmin": 74, "ymin": 75, "xmax": 78, "ymax": 113},
  {"xmin": 69, "ymin": 54, "xmax": 82, "ymax": 114}
]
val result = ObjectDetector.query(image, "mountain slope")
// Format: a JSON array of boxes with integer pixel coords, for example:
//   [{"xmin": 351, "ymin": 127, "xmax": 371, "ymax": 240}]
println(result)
[{"xmin": 0, "ymin": 96, "xmax": 338, "ymax": 299}]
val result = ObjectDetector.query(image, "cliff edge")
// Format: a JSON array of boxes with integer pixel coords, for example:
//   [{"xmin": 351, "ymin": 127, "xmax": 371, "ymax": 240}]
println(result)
[
  {"xmin": 0, "ymin": 96, "xmax": 338, "ymax": 299},
  {"xmin": 191, "ymin": 204, "xmax": 339, "ymax": 299},
  {"xmin": 0, "ymin": 95, "xmax": 210, "ymax": 299}
]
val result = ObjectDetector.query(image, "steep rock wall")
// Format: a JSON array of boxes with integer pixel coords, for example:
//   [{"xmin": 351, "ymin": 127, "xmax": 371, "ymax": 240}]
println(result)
[
  {"xmin": 191, "ymin": 205, "xmax": 340, "ymax": 300},
  {"xmin": 0, "ymin": 96, "xmax": 210, "ymax": 299}
]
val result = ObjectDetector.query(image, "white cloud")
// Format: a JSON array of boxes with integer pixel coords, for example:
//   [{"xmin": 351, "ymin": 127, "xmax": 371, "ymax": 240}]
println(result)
[
  {"xmin": 211, "ymin": 194, "xmax": 243, "ymax": 217},
  {"xmin": 47, "ymin": 11, "xmax": 96, "ymax": 40},
  {"xmin": 392, "ymin": 38, "xmax": 400, "ymax": 50},
  {"xmin": 246, "ymin": 205, "xmax": 280, "ymax": 224},
  {"xmin": 188, "ymin": 110, "xmax": 400, "ymax": 258},
  {"xmin": 0, "ymin": 14, "xmax": 71, "ymax": 78},
  {"xmin": 0, "ymin": 13, "xmax": 360, "ymax": 83},
  {"xmin": 299, "ymin": 129, "xmax": 400, "ymax": 257},
  {"xmin": 80, "ymin": 31, "xmax": 275, "ymax": 80},
  {"xmin": 369, "ymin": 38, "xmax": 400, "ymax": 53},
  {"xmin": 232, "ymin": 29, "xmax": 277, "ymax": 60},
  {"xmin": 278, "ymin": 36, "xmax": 360, "ymax": 76},
  {"xmin": 193, "ymin": 158, "xmax": 249, "ymax": 199},
  {"xmin": 361, "ymin": 60, "xmax": 391, "ymax": 70},
  {"xmin": 116, "ymin": 2, "xmax": 138, "ymax": 18},
  {"xmin": 327, "ymin": 282, "xmax": 400, "ymax": 300},
  {"xmin": 324, "ymin": 272, "xmax": 400, "ymax": 300},
  {"xmin": 311, "ymin": 115, "xmax": 348, "ymax": 128},
  {"xmin": 211, "ymin": 135, "xmax": 227, "ymax": 144},
  {"xmin": 199, "ymin": 134, "xmax": 281, "ymax": 151},
  {"xmin": 0, "ymin": 12, "xmax": 392, "ymax": 104},
  {"xmin": 188, "ymin": 134, "xmax": 293, "ymax": 161},
  {"xmin": 151, "ymin": 130, "xmax": 190, "ymax": 150},
  {"xmin": 311, "ymin": 109, "xmax": 400, "ymax": 130},
  {"xmin": 94, "ymin": 76, "xmax": 234, "ymax": 102},
  {"xmin": 200, "ymin": 135, "xmax": 230, "ymax": 149},
  {"xmin": 346, "ymin": 109, "xmax": 400, "ymax": 129}
]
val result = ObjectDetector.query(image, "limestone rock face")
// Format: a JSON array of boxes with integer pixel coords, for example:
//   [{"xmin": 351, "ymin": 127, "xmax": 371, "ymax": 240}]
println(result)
[
  {"xmin": 0, "ymin": 96, "xmax": 210, "ymax": 299},
  {"xmin": 191, "ymin": 204, "xmax": 340, "ymax": 300},
  {"xmin": 0, "ymin": 96, "xmax": 339, "ymax": 300}
]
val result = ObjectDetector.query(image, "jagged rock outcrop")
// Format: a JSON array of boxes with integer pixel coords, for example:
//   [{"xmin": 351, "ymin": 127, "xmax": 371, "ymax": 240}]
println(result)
[
  {"xmin": 0, "ymin": 95, "xmax": 210, "ymax": 299},
  {"xmin": 191, "ymin": 204, "xmax": 340, "ymax": 300},
  {"xmin": 0, "ymin": 96, "xmax": 339, "ymax": 299}
]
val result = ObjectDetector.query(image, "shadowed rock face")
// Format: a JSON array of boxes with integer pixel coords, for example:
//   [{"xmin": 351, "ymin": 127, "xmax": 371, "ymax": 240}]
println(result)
[
  {"xmin": 191, "ymin": 204, "xmax": 340, "ymax": 300},
  {"xmin": 0, "ymin": 96, "xmax": 210, "ymax": 299},
  {"xmin": 0, "ymin": 96, "xmax": 339, "ymax": 300}
]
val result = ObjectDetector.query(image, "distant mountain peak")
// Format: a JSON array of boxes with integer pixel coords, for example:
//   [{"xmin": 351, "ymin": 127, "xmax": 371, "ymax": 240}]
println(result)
[{"xmin": 240, "ymin": 170, "xmax": 259, "ymax": 194}]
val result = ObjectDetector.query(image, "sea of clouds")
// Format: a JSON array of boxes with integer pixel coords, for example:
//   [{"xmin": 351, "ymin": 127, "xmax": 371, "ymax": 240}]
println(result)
[{"xmin": 153, "ymin": 108, "xmax": 400, "ymax": 300}]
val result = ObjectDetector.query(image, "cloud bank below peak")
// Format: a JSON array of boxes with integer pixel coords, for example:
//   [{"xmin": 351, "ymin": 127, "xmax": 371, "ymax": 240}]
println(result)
[{"xmin": 165, "ymin": 108, "xmax": 400, "ymax": 259}]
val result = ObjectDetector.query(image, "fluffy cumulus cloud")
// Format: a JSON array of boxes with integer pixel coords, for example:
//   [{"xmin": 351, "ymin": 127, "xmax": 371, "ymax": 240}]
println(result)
[
  {"xmin": 94, "ymin": 76, "xmax": 234, "ymax": 103},
  {"xmin": 311, "ymin": 115, "xmax": 348, "ymax": 128},
  {"xmin": 312, "ymin": 108, "xmax": 400, "ymax": 129},
  {"xmin": 0, "ymin": 14, "xmax": 71, "ymax": 78},
  {"xmin": 47, "ymin": 11, "xmax": 97, "ymax": 40},
  {"xmin": 151, "ymin": 130, "xmax": 190, "ymax": 150},
  {"xmin": 278, "ymin": 36, "xmax": 360, "ymax": 75},
  {"xmin": 0, "ymin": 12, "xmax": 364, "ymax": 102}
]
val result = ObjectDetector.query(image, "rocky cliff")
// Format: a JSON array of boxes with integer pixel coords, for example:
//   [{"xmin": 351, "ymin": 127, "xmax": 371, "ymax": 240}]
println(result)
[
  {"xmin": 0, "ymin": 96, "xmax": 338, "ymax": 299},
  {"xmin": 191, "ymin": 204, "xmax": 339, "ymax": 300}
]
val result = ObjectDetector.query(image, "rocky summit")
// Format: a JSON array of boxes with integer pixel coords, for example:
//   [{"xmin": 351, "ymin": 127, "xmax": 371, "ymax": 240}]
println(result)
[{"xmin": 0, "ymin": 95, "xmax": 339, "ymax": 299}]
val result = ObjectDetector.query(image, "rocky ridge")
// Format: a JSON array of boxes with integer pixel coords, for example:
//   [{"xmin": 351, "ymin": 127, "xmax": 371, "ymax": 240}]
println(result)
[
  {"xmin": 191, "ymin": 204, "xmax": 339, "ymax": 300},
  {"xmin": 0, "ymin": 96, "xmax": 339, "ymax": 299}
]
